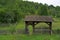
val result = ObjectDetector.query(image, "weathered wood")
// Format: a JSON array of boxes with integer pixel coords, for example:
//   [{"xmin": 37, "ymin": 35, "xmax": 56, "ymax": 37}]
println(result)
[
  {"xmin": 49, "ymin": 22, "xmax": 52, "ymax": 35},
  {"xmin": 25, "ymin": 15, "xmax": 53, "ymax": 34},
  {"xmin": 25, "ymin": 22, "xmax": 29, "ymax": 33},
  {"xmin": 32, "ymin": 22, "xmax": 35, "ymax": 32}
]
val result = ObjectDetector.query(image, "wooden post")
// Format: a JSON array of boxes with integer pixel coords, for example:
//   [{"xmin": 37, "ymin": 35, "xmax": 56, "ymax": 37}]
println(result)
[
  {"xmin": 25, "ymin": 22, "xmax": 29, "ymax": 34},
  {"xmin": 49, "ymin": 22, "xmax": 52, "ymax": 35},
  {"xmin": 32, "ymin": 22, "xmax": 35, "ymax": 32}
]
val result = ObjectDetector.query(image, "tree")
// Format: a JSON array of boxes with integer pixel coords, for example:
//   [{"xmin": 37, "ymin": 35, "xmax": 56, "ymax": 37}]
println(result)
[{"xmin": 40, "ymin": 4, "xmax": 48, "ymax": 16}]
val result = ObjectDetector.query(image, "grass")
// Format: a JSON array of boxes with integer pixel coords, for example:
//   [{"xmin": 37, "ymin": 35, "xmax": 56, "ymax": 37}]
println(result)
[
  {"xmin": 0, "ymin": 18, "xmax": 60, "ymax": 40},
  {"xmin": 0, "ymin": 34, "xmax": 60, "ymax": 40}
]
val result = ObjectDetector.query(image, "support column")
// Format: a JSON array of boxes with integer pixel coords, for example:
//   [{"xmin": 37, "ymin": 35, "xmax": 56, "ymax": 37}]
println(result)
[
  {"xmin": 32, "ymin": 22, "xmax": 35, "ymax": 32},
  {"xmin": 25, "ymin": 22, "xmax": 29, "ymax": 34},
  {"xmin": 49, "ymin": 22, "xmax": 52, "ymax": 35}
]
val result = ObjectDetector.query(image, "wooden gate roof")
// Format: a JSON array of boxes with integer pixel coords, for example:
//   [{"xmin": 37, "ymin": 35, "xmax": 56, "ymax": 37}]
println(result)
[{"xmin": 25, "ymin": 15, "xmax": 53, "ymax": 22}]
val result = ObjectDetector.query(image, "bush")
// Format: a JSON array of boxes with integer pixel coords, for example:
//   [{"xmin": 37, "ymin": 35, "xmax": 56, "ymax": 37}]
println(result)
[{"xmin": 0, "ymin": 10, "xmax": 20, "ymax": 23}]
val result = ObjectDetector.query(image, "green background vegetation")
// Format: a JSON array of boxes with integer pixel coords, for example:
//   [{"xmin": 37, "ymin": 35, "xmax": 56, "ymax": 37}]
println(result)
[{"xmin": 0, "ymin": 0, "xmax": 60, "ymax": 23}]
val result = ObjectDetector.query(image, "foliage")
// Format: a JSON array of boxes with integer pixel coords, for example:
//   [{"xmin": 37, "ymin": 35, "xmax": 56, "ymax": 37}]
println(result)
[{"xmin": 0, "ymin": 0, "xmax": 60, "ymax": 23}]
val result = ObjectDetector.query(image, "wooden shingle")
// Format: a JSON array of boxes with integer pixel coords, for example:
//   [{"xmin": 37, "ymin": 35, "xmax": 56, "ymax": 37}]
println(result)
[{"xmin": 25, "ymin": 15, "xmax": 53, "ymax": 22}]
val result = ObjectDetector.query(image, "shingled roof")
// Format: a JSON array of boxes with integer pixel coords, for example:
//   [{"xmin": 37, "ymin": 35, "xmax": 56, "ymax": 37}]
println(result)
[{"xmin": 25, "ymin": 15, "xmax": 53, "ymax": 22}]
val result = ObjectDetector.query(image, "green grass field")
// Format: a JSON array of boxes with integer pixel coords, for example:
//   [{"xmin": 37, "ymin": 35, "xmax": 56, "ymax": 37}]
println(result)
[{"xmin": 0, "ymin": 18, "xmax": 60, "ymax": 40}]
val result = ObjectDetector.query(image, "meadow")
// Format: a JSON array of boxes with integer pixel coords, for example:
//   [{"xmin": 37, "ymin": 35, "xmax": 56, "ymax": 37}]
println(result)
[{"xmin": 0, "ymin": 18, "xmax": 60, "ymax": 40}]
